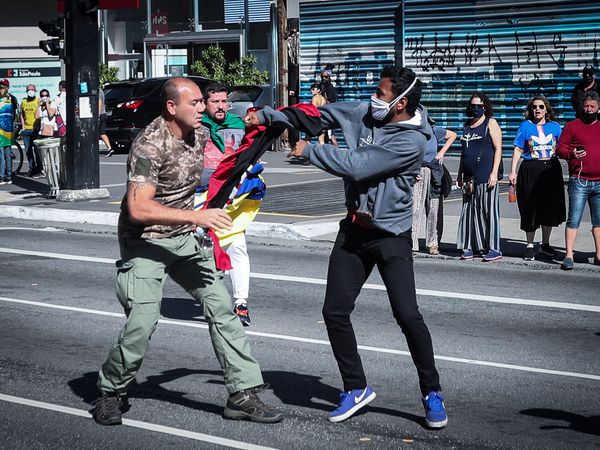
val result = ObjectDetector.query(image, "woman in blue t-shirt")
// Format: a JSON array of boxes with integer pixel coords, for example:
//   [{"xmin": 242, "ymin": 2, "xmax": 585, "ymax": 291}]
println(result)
[
  {"xmin": 508, "ymin": 96, "xmax": 566, "ymax": 261},
  {"xmin": 457, "ymin": 92, "xmax": 504, "ymax": 261}
]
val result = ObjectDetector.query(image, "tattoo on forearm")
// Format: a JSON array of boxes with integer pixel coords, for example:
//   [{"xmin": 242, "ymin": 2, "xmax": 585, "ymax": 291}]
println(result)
[{"xmin": 129, "ymin": 181, "xmax": 146, "ymax": 200}]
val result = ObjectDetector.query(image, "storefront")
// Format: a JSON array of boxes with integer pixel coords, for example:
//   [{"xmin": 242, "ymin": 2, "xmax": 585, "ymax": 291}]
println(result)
[
  {"xmin": 104, "ymin": 0, "xmax": 274, "ymax": 79},
  {"xmin": 143, "ymin": 30, "xmax": 243, "ymax": 78},
  {"xmin": 298, "ymin": 0, "xmax": 600, "ymax": 154}
]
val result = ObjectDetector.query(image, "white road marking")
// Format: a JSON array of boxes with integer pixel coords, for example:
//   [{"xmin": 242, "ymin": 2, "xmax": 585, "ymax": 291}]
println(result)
[
  {"xmin": 0, "ymin": 247, "xmax": 114, "ymax": 264},
  {"xmin": 0, "ymin": 246, "xmax": 598, "ymax": 313},
  {"xmin": 0, "ymin": 227, "xmax": 64, "ymax": 232},
  {"xmin": 100, "ymin": 183, "xmax": 126, "ymax": 188},
  {"xmin": 249, "ymin": 273, "xmax": 600, "ymax": 313},
  {"xmin": 0, "ymin": 393, "xmax": 276, "ymax": 450},
  {"xmin": 1, "ymin": 296, "xmax": 599, "ymax": 382}
]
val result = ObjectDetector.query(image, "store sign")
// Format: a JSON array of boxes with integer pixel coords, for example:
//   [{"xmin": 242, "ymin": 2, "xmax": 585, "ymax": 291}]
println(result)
[
  {"xmin": 0, "ymin": 61, "xmax": 62, "ymax": 100},
  {"xmin": 151, "ymin": 12, "xmax": 169, "ymax": 34},
  {"xmin": 57, "ymin": 0, "xmax": 140, "ymax": 13}
]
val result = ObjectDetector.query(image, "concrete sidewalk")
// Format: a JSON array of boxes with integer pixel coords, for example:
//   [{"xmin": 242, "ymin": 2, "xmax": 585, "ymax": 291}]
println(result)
[
  {"xmin": 2, "ymin": 200, "xmax": 598, "ymax": 269},
  {"xmin": 1, "ymin": 152, "xmax": 598, "ymax": 270}
]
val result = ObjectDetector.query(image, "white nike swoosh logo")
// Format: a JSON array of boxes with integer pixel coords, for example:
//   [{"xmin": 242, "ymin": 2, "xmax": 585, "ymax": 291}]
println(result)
[{"xmin": 354, "ymin": 388, "xmax": 368, "ymax": 404}]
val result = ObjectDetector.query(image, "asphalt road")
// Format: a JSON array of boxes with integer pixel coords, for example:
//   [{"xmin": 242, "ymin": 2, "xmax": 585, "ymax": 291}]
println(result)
[{"xmin": 1, "ymin": 222, "xmax": 599, "ymax": 449}]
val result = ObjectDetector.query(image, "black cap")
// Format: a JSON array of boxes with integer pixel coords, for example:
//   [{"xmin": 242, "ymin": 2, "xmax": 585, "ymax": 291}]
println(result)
[{"xmin": 583, "ymin": 66, "xmax": 595, "ymax": 76}]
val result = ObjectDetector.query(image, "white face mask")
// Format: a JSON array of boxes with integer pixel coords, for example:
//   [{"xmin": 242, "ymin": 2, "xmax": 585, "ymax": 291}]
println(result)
[
  {"xmin": 370, "ymin": 77, "xmax": 418, "ymax": 121},
  {"xmin": 27, "ymin": 90, "xmax": 35, "ymax": 98}
]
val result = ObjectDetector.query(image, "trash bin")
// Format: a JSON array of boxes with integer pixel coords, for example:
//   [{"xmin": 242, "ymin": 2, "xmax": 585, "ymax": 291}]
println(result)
[{"xmin": 33, "ymin": 137, "xmax": 62, "ymax": 198}]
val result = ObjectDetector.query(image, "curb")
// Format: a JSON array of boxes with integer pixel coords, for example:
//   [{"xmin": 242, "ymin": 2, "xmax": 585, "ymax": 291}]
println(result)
[
  {"xmin": 0, "ymin": 205, "xmax": 338, "ymax": 241},
  {"xmin": 0, "ymin": 205, "xmax": 118, "ymax": 226}
]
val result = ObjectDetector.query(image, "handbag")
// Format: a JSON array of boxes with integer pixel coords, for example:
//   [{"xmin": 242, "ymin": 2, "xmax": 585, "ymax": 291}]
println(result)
[
  {"xmin": 462, "ymin": 178, "xmax": 475, "ymax": 195},
  {"xmin": 441, "ymin": 164, "xmax": 453, "ymax": 198},
  {"xmin": 55, "ymin": 111, "xmax": 66, "ymax": 137}
]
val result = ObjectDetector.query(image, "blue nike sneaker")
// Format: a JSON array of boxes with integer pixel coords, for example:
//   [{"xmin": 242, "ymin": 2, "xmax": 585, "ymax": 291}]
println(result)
[
  {"xmin": 422, "ymin": 391, "xmax": 448, "ymax": 428},
  {"xmin": 328, "ymin": 385, "xmax": 376, "ymax": 423}
]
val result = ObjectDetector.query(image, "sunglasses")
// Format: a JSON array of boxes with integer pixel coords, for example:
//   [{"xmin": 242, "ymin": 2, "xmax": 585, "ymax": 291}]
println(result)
[
  {"xmin": 470, "ymin": 104, "xmax": 483, "ymax": 107},
  {"xmin": 530, "ymin": 104, "xmax": 545, "ymax": 110}
]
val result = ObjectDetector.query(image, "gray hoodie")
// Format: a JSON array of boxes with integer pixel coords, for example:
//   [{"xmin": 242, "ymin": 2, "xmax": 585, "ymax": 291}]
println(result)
[{"xmin": 258, "ymin": 102, "xmax": 431, "ymax": 235}]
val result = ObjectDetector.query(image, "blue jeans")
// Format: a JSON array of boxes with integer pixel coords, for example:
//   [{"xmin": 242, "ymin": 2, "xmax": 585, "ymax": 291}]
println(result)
[
  {"xmin": 21, "ymin": 129, "xmax": 40, "ymax": 174},
  {"xmin": 0, "ymin": 146, "xmax": 12, "ymax": 181},
  {"xmin": 566, "ymin": 176, "xmax": 600, "ymax": 228}
]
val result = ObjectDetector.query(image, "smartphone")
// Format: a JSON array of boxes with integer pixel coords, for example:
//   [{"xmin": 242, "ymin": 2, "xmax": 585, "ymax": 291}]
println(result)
[{"xmin": 574, "ymin": 146, "xmax": 586, "ymax": 159}]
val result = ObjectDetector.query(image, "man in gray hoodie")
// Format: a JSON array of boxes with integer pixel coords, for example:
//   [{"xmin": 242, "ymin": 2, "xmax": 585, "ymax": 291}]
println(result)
[{"xmin": 245, "ymin": 66, "xmax": 447, "ymax": 428}]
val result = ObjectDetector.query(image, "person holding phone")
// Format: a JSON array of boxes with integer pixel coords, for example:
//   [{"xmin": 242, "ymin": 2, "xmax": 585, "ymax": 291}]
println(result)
[
  {"xmin": 557, "ymin": 91, "xmax": 600, "ymax": 270},
  {"xmin": 35, "ymin": 89, "xmax": 58, "ymax": 139}
]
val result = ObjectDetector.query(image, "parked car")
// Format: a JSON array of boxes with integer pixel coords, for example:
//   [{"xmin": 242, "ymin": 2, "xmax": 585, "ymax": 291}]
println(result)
[
  {"xmin": 104, "ymin": 76, "xmax": 213, "ymax": 151},
  {"xmin": 227, "ymin": 85, "xmax": 272, "ymax": 118},
  {"xmin": 103, "ymin": 80, "xmax": 138, "ymax": 114}
]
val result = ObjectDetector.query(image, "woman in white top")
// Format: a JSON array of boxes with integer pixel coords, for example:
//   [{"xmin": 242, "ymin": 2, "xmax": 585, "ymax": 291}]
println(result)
[{"xmin": 34, "ymin": 89, "xmax": 58, "ymax": 138}]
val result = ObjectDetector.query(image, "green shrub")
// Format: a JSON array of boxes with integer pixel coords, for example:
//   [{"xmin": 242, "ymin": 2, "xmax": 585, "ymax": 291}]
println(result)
[{"xmin": 190, "ymin": 45, "xmax": 269, "ymax": 86}]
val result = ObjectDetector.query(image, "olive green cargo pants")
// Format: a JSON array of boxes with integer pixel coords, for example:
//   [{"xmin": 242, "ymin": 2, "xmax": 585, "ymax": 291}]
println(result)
[{"xmin": 97, "ymin": 233, "xmax": 264, "ymax": 395}]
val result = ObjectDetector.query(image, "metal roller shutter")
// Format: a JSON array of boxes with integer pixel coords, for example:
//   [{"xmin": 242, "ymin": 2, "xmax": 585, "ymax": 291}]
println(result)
[{"xmin": 403, "ymin": 0, "xmax": 600, "ymax": 154}]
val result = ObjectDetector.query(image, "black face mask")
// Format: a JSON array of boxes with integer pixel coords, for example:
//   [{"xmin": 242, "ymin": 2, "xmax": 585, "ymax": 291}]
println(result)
[
  {"xmin": 584, "ymin": 75, "xmax": 594, "ymax": 84},
  {"xmin": 581, "ymin": 111, "xmax": 598, "ymax": 123},
  {"xmin": 468, "ymin": 105, "xmax": 485, "ymax": 118}
]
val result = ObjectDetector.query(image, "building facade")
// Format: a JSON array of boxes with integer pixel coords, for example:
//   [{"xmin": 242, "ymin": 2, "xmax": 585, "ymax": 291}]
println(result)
[{"xmin": 297, "ymin": 0, "xmax": 600, "ymax": 153}]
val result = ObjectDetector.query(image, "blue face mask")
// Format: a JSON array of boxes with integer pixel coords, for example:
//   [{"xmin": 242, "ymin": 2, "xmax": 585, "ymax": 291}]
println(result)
[{"xmin": 469, "ymin": 104, "xmax": 485, "ymax": 118}]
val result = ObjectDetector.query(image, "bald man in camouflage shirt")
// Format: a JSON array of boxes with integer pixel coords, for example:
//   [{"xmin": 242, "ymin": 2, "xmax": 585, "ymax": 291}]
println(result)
[{"xmin": 92, "ymin": 77, "xmax": 283, "ymax": 426}]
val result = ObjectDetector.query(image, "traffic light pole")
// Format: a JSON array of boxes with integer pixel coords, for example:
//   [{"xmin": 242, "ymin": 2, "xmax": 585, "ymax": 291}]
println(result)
[{"xmin": 57, "ymin": 0, "xmax": 109, "ymax": 201}]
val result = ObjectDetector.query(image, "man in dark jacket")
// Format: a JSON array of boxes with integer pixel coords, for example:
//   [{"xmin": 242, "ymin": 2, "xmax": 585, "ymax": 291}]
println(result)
[
  {"xmin": 246, "ymin": 66, "xmax": 448, "ymax": 428},
  {"xmin": 571, "ymin": 66, "xmax": 600, "ymax": 118}
]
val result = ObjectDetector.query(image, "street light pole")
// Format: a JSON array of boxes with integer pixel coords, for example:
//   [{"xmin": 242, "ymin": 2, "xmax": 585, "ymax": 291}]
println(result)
[{"xmin": 243, "ymin": 0, "xmax": 249, "ymax": 57}]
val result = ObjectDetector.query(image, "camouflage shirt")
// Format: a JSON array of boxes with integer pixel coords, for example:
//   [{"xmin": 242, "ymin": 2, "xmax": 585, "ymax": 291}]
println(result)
[{"xmin": 118, "ymin": 116, "xmax": 208, "ymax": 239}]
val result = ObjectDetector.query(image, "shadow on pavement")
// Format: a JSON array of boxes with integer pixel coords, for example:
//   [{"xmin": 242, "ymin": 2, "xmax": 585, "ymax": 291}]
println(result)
[
  {"xmin": 11, "ymin": 174, "xmax": 49, "ymax": 197},
  {"xmin": 69, "ymin": 369, "xmax": 426, "ymax": 426},
  {"xmin": 263, "ymin": 370, "xmax": 425, "ymax": 427},
  {"xmin": 521, "ymin": 408, "xmax": 600, "ymax": 436},
  {"xmin": 69, "ymin": 369, "xmax": 226, "ymax": 417}
]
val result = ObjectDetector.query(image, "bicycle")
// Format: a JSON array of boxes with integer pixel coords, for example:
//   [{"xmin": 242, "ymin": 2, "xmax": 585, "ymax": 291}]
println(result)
[{"xmin": 11, "ymin": 139, "xmax": 24, "ymax": 176}]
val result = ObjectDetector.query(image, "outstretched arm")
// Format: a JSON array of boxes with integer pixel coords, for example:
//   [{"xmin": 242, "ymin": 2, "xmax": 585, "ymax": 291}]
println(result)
[
  {"xmin": 294, "ymin": 133, "xmax": 424, "ymax": 182},
  {"xmin": 247, "ymin": 102, "xmax": 364, "ymax": 132}
]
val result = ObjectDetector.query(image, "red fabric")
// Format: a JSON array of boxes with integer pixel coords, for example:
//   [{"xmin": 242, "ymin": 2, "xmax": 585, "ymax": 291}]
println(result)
[
  {"xmin": 208, "ymin": 229, "xmax": 232, "ymax": 270},
  {"xmin": 347, "ymin": 210, "xmax": 376, "ymax": 230},
  {"xmin": 283, "ymin": 103, "xmax": 320, "ymax": 117},
  {"xmin": 202, "ymin": 103, "xmax": 320, "ymax": 270},
  {"xmin": 205, "ymin": 126, "xmax": 265, "ymax": 205},
  {"xmin": 203, "ymin": 126, "xmax": 265, "ymax": 270}
]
